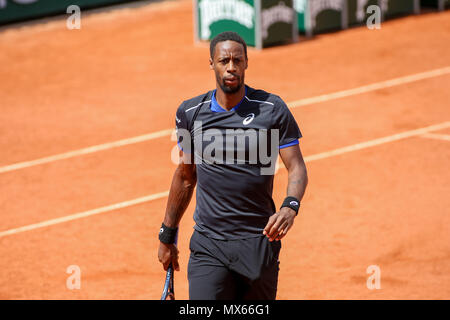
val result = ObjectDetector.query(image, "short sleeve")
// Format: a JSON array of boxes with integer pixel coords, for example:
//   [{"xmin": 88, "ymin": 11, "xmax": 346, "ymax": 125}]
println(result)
[
  {"xmin": 175, "ymin": 102, "xmax": 193, "ymax": 153},
  {"xmin": 272, "ymin": 98, "xmax": 302, "ymax": 148}
]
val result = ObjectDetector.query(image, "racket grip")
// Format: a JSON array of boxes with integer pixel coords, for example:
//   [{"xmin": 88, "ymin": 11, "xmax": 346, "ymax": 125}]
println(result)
[{"xmin": 174, "ymin": 229, "xmax": 178, "ymax": 246}]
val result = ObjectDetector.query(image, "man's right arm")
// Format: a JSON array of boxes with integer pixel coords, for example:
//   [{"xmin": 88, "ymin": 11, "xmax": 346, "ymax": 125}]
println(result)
[{"xmin": 158, "ymin": 150, "xmax": 196, "ymax": 271}]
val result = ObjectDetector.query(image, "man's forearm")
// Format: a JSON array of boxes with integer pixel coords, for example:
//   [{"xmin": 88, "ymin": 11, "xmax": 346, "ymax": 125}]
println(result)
[
  {"xmin": 163, "ymin": 167, "xmax": 196, "ymax": 228},
  {"xmin": 286, "ymin": 165, "xmax": 308, "ymax": 202}
]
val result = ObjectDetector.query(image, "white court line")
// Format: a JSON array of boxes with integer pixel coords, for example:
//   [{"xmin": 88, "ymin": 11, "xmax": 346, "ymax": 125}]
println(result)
[
  {"xmin": 0, "ymin": 191, "xmax": 169, "ymax": 238},
  {"xmin": 288, "ymin": 66, "xmax": 450, "ymax": 108},
  {"xmin": 0, "ymin": 66, "xmax": 449, "ymax": 175},
  {"xmin": 276, "ymin": 121, "xmax": 450, "ymax": 171},
  {"xmin": 420, "ymin": 133, "xmax": 450, "ymax": 141},
  {"xmin": 1, "ymin": 121, "xmax": 449, "ymax": 238},
  {"xmin": 0, "ymin": 129, "xmax": 173, "ymax": 174}
]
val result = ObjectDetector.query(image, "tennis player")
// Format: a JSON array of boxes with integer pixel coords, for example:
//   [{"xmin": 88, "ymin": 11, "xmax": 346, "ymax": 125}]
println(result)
[{"xmin": 158, "ymin": 31, "xmax": 308, "ymax": 300}]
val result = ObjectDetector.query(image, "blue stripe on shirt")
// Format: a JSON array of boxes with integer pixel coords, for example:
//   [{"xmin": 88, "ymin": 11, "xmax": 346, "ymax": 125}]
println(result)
[{"xmin": 279, "ymin": 139, "xmax": 299, "ymax": 149}]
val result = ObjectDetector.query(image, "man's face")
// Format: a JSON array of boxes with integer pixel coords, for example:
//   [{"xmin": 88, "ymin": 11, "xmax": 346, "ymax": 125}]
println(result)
[{"xmin": 210, "ymin": 40, "xmax": 248, "ymax": 94}]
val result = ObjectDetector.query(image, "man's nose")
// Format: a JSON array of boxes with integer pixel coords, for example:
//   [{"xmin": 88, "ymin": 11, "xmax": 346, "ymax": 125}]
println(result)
[{"xmin": 227, "ymin": 60, "xmax": 237, "ymax": 73}]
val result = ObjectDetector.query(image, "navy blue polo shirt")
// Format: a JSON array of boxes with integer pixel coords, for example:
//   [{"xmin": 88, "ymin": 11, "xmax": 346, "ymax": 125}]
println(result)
[{"xmin": 175, "ymin": 85, "xmax": 302, "ymax": 240}]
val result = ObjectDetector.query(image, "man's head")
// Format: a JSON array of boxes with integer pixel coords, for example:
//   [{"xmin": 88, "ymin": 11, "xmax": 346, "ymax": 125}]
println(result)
[{"xmin": 209, "ymin": 31, "xmax": 248, "ymax": 94}]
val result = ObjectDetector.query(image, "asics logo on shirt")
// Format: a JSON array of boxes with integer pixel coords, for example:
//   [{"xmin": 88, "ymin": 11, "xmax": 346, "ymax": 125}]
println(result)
[{"xmin": 243, "ymin": 113, "xmax": 255, "ymax": 125}]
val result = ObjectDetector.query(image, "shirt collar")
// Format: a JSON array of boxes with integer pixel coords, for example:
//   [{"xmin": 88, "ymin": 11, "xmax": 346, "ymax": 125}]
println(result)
[{"xmin": 210, "ymin": 86, "xmax": 247, "ymax": 112}]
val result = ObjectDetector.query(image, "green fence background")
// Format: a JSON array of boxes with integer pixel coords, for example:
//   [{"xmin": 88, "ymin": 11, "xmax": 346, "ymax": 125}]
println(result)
[
  {"xmin": 195, "ymin": 0, "xmax": 296, "ymax": 49},
  {"xmin": 0, "ymin": 0, "xmax": 136, "ymax": 25},
  {"xmin": 196, "ymin": 0, "xmax": 257, "ymax": 47}
]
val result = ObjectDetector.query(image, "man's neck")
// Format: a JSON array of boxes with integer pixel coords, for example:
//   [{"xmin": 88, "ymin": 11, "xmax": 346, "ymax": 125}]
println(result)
[{"xmin": 215, "ymin": 85, "xmax": 246, "ymax": 111}]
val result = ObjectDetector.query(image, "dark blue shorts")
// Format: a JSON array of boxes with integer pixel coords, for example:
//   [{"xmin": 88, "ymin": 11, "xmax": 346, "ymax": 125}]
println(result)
[{"xmin": 188, "ymin": 230, "xmax": 281, "ymax": 300}]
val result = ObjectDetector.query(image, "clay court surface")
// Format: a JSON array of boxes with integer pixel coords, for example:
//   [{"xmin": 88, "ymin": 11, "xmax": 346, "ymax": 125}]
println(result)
[{"xmin": 0, "ymin": 0, "xmax": 449, "ymax": 299}]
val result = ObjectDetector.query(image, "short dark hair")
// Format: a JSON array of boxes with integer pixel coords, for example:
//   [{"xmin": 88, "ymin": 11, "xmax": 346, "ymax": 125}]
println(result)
[{"xmin": 210, "ymin": 31, "xmax": 248, "ymax": 59}]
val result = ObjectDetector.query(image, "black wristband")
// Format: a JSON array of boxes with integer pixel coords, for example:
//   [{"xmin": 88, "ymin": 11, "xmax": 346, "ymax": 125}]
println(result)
[
  {"xmin": 159, "ymin": 223, "xmax": 178, "ymax": 244},
  {"xmin": 280, "ymin": 196, "xmax": 300, "ymax": 215}
]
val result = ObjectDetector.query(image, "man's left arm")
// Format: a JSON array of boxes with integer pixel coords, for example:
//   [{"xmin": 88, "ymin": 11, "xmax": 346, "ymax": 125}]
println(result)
[{"xmin": 263, "ymin": 144, "xmax": 308, "ymax": 241}]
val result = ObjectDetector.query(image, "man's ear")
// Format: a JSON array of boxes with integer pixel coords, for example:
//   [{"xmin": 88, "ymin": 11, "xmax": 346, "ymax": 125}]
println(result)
[{"xmin": 209, "ymin": 57, "xmax": 214, "ymax": 70}]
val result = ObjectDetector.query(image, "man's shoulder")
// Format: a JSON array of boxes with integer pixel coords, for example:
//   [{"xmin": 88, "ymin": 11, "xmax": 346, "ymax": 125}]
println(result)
[
  {"xmin": 178, "ymin": 90, "xmax": 214, "ymax": 114},
  {"xmin": 246, "ymin": 86, "xmax": 286, "ymax": 108}
]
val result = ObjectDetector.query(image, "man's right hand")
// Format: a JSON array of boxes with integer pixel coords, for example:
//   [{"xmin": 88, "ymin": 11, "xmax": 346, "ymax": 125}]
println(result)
[{"xmin": 158, "ymin": 242, "xmax": 180, "ymax": 271}]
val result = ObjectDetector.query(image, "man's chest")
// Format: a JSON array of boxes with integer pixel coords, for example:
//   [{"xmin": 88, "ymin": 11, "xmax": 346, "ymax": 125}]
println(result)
[{"xmin": 191, "ymin": 105, "xmax": 278, "ymax": 166}]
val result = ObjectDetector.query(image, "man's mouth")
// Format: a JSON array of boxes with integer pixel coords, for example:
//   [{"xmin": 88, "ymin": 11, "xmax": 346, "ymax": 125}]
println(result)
[{"xmin": 224, "ymin": 77, "xmax": 238, "ymax": 85}]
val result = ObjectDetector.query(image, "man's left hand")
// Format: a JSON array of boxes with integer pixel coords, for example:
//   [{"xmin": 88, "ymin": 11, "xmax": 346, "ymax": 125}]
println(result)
[{"xmin": 263, "ymin": 208, "xmax": 296, "ymax": 241}]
